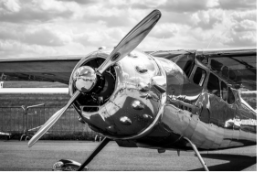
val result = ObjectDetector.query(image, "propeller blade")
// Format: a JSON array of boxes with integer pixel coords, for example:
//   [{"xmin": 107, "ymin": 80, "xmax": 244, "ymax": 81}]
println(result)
[
  {"xmin": 97, "ymin": 9, "xmax": 161, "ymax": 74},
  {"xmin": 28, "ymin": 90, "xmax": 80, "ymax": 147}
]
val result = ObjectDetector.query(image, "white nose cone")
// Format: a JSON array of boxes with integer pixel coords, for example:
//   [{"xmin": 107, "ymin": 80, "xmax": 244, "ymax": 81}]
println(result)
[{"xmin": 73, "ymin": 66, "xmax": 97, "ymax": 92}]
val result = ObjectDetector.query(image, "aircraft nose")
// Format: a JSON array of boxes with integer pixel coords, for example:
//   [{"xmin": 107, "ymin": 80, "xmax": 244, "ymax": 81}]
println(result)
[
  {"xmin": 79, "ymin": 51, "xmax": 167, "ymax": 139},
  {"xmin": 81, "ymin": 89, "xmax": 160, "ymax": 138}
]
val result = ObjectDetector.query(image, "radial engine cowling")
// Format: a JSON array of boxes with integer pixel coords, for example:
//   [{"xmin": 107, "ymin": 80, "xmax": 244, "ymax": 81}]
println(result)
[{"xmin": 69, "ymin": 50, "xmax": 167, "ymax": 139}]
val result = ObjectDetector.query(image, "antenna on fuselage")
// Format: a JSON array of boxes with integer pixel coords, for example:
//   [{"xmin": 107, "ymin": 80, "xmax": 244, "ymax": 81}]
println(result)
[{"xmin": 205, "ymin": 28, "xmax": 230, "ymax": 49}]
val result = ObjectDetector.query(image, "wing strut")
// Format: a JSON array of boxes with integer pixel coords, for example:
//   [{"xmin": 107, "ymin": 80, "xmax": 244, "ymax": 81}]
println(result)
[{"xmin": 184, "ymin": 137, "xmax": 209, "ymax": 171}]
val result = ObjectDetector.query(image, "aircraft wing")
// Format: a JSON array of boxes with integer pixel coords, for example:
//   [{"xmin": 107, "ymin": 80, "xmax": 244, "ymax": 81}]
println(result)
[
  {"xmin": 197, "ymin": 48, "xmax": 256, "ymax": 90},
  {"xmin": 1, "ymin": 48, "xmax": 256, "ymax": 89},
  {"xmin": 151, "ymin": 48, "xmax": 256, "ymax": 91},
  {"xmin": 0, "ymin": 56, "xmax": 83, "ymax": 84}
]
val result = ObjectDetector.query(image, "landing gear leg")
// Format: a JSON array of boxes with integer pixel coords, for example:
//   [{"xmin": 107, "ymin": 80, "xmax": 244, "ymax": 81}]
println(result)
[
  {"xmin": 184, "ymin": 137, "xmax": 209, "ymax": 171},
  {"xmin": 52, "ymin": 137, "xmax": 111, "ymax": 171},
  {"xmin": 78, "ymin": 137, "xmax": 111, "ymax": 171}
]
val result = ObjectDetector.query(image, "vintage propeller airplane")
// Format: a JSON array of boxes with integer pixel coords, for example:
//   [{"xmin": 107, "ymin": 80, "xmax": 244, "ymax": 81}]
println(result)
[{"xmin": 0, "ymin": 9, "xmax": 256, "ymax": 171}]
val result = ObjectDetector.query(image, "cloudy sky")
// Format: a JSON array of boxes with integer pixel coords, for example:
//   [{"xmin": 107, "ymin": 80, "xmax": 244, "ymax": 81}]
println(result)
[{"xmin": 0, "ymin": 0, "xmax": 256, "ymax": 58}]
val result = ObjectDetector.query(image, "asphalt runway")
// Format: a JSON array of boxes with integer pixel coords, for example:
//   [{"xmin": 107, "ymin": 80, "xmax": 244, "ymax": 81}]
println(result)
[{"xmin": 0, "ymin": 140, "xmax": 256, "ymax": 171}]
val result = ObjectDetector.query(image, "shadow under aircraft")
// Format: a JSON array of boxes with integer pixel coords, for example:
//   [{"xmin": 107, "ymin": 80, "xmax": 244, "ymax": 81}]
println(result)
[{"xmin": 191, "ymin": 153, "xmax": 256, "ymax": 171}]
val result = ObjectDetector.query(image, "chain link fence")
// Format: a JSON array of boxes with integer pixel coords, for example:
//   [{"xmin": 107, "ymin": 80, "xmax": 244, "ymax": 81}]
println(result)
[{"xmin": 0, "ymin": 93, "xmax": 98, "ymax": 140}]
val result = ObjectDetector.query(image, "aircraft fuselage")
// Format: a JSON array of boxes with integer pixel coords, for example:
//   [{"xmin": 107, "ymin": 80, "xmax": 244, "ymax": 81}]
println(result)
[
  {"xmin": 72, "ymin": 50, "xmax": 256, "ymax": 151},
  {"xmin": 134, "ymin": 55, "xmax": 256, "ymax": 151}
]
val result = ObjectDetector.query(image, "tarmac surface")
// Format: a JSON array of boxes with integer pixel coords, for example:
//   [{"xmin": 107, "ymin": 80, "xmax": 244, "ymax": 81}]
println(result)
[{"xmin": 0, "ymin": 140, "xmax": 256, "ymax": 171}]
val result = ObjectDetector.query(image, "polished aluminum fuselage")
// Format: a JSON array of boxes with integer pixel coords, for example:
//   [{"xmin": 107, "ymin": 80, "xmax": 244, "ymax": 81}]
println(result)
[
  {"xmin": 71, "ymin": 50, "xmax": 256, "ymax": 151},
  {"xmin": 136, "ymin": 57, "xmax": 256, "ymax": 151}
]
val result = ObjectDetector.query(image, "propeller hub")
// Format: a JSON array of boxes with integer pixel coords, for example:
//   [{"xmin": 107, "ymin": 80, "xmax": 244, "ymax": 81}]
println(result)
[{"xmin": 73, "ymin": 66, "xmax": 97, "ymax": 92}]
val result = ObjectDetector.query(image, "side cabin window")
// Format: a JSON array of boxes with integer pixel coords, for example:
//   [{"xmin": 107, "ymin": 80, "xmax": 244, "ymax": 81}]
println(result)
[
  {"xmin": 221, "ymin": 81, "xmax": 235, "ymax": 104},
  {"xmin": 207, "ymin": 73, "xmax": 220, "ymax": 97},
  {"xmin": 193, "ymin": 67, "xmax": 206, "ymax": 87},
  {"xmin": 227, "ymin": 87, "xmax": 235, "ymax": 104},
  {"xmin": 221, "ymin": 81, "xmax": 228, "ymax": 101},
  {"xmin": 209, "ymin": 76, "xmax": 236, "ymax": 104}
]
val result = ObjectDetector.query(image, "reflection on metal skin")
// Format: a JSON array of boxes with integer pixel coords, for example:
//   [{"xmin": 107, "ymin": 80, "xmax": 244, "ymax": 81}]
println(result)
[
  {"xmin": 140, "ymin": 93, "xmax": 153, "ymax": 99},
  {"xmin": 138, "ymin": 82, "xmax": 150, "ymax": 92},
  {"xmin": 52, "ymin": 159, "xmax": 87, "ymax": 171},
  {"xmin": 71, "ymin": 50, "xmax": 167, "ymax": 140},
  {"xmin": 142, "ymin": 114, "xmax": 152, "ymax": 120},
  {"xmin": 52, "ymin": 161, "xmax": 64, "ymax": 171},
  {"xmin": 131, "ymin": 100, "xmax": 145, "ymax": 110},
  {"xmin": 134, "ymin": 55, "xmax": 256, "ymax": 151},
  {"xmin": 73, "ymin": 66, "xmax": 97, "ymax": 92},
  {"xmin": 136, "ymin": 65, "xmax": 148, "ymax": 73},
  {"xmin": 106, "ymin": 125, "xmax": 116, "ymax": 133},
  {"xmin": 69, "ymin": 48, "xmax": 256, "ymax": 151},
  {"xmin": 128, "ymin": 52, "xmax": 138, "ymax": 58},
  {"xmin": 120, "ymin": 116, "xmax": 132, "ymax": 125},
  {"xmin": 151, "ymin": 75, "xmax": 166, "ymax": 88}
]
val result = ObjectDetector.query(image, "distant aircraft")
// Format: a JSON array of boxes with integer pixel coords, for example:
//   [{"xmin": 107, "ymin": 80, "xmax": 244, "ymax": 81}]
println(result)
[{"xmin": 0, "ymin": 10, "xmax": 256, "ymax": 171}]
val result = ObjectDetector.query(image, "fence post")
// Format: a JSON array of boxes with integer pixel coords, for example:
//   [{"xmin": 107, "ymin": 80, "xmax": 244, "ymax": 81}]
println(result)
[
  {"xmin": 20, "ymin": 103, "xmax": 45, "ymax": 141},
  {"xmin": 0, "ymin": 81, "xmax": 3, "ymax": 88}
]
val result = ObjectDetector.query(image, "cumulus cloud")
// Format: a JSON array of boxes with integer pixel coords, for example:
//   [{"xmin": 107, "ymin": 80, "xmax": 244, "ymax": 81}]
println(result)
[
  {"xmin": 231, "ymin": 10, "xmax": 256, "ymax": 22},
  {"xmin": 56, "ymin": 0, "xmax": 97, "ymax": 5},
  {"xmin": 0, "ymin": 0, "xmax": 75, "ymax": 23},
  {"xmin": 225, "ymin": 31, "xmax": 256, "ymax": 47},
  {"xmin": 190, "ymin": 9, "xmax": 225, "ymax": 29},
  {"xmin": 233, "ymin": 20, "xmax": 256, "ymax": 32},
  {"xmin": 0, "ymin": 24, "xmax": 67, "ymax": 46},
  {"xmin": 0, "ymin": 0, "xmax": 21, "ymax": 13},
  {"xmin": 0, "ymin": 39, "xmax": 87, "ymax": 58},
  {"xmin": 81, "ymin": 8, "xmax": 135, "ymax": 28},
  {"xmin": 130, "ymin": 0, "xmax": 166, "ymax": 9},
  {"xmin": 219, "ymin": 0, "xmax": 256, "ymax": 10},
  {"xmin": 74, "ymin": 27, "xmax": 125, "ymax": 49},
  {"xmin": 0, "ymin": 9, "xmax": 73, "ymax": 23},
  {"xmin": 0, "ymin": 0, "xmax": 256, "ymax": 58},
  {"xmin": 156, "ymin": 0, "xmax": 219, "ymax": 12},
  {"xmin": 34, "ymin": 0, "xmax": 79, "ymax": 13},
  {"xmin": 24, "ymin": 29, "xmax": 66, "ymax": 46},
  {"xmin": 0, "ymin": 40, "xmax": 57, "ymax": 57},
  {"xmin": 151, "ymin": 23, "xmax": 178, "ymax": 39},
  {"xmin": 224, "ymin": 19, "xmax": 256, "ymax": 47}
]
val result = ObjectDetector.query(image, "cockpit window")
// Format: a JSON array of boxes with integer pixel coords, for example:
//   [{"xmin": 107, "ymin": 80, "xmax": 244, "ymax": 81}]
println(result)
[
  {"xmin": 228, "ymin": 87, "xmax": 235, "ymax": 104},
  {"xmin": 221, "ymin": 81, "xmax": 228, "ymax": 101},
  {"xmin": 183, "ymin": 58, "xmax": 194, "ymax": 77},
  {"xmin": 207, "ymin": 73, "xmax": 220, "ymax": 97},
  {"xmin": 173, "ymin": 55, "xmax": 194, "ymax": 77},
  {"xmin": 193, "ymin": 67, "xmax": 206, "ymax": 87}
]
